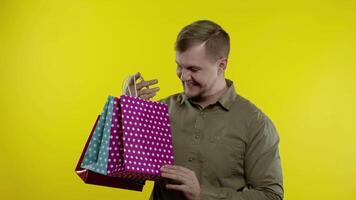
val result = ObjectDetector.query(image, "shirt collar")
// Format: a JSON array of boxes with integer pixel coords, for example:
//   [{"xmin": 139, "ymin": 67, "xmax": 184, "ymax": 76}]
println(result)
[{"xmin": 178, "ymin": 79, "xmax": 237, "ymax": 111}]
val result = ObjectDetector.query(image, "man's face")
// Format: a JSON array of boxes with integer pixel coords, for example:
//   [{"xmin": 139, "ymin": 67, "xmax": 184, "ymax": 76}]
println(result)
[{"xmin": 175, "ymin": 44, "xmax": 221, "ymax": 99}]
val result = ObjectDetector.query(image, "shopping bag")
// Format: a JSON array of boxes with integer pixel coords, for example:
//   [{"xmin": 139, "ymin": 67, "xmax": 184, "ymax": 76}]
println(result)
[
  {"xmin": 106, "ymin": 95, "xmax": 175, "ymax": 180},
  {"xmin": 80, "ymin": 96, "xmax": 115, "ymax": 175},
  {"xmin": 75, "ymin": 115, "xmax": 145, "ymax": 191},
  {"xmin": 79, "ymin": 75, "xmax": 175, "ymax": 182}
]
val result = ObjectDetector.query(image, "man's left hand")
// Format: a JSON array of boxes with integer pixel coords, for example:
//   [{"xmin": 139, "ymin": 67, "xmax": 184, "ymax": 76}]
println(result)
[{"xmin": 161, "ymin": 165, "xmax": 201, "ymax": 200}]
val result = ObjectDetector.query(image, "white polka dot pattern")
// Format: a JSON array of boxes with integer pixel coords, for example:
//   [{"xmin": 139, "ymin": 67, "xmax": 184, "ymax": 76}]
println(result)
[
  {"xmin": 81, "ymin": 96, "xmax": 114, "ymax": 175},
  {"xmin": 107, "ymin": 95, "xmax": 175, "ymax": 181}
]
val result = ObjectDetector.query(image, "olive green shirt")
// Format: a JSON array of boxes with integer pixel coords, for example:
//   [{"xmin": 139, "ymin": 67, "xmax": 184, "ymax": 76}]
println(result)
[{"xmin": 150, "ymin": 79, "xmax": 283, "ymax": 200}]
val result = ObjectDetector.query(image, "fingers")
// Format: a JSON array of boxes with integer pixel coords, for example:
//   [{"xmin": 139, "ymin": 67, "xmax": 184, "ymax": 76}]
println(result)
[
  {"xmin": 124, "ymin": 72, "xmax": 159, "ymax": 99},
  {"xmin": 165, "ymin": 184, "xmax": 189, "ymax": 193},
  {"xmin": 161, "ymin": 170, "xmax": 192, "ymax": 184},
  {"xmin": 128, "ymin": 72, "xmax": 142, "ymax": 85},
  {"xmin": 161, "ymin": 172, "xmax": 187, "ymax": 184},
  {"xmin": 139, "ymin": 92, "xmax": 156, "ymax": 100},
  {"xmin": 161, "ymin": 165, "xmax": 201, "ymax": 199},
  {"xmin": 161, "ymin": 165, "xmax": 194, "ymax": 185},
  {"xmin": 137, "ymin": 87, "xmax": 160, "ymax": 96},
  {"xmin": 162, "ymin": 165, "xmax": 194, "ymax": 176},
  {"xmin": 136, "ymin": 79, "xmax": 158, "ymax": 90}
]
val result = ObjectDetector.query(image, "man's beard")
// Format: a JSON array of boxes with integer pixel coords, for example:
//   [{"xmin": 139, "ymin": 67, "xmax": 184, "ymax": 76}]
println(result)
[{"xmin": 183, "ymin": 80, "xmax": 204, "ymax": 100}]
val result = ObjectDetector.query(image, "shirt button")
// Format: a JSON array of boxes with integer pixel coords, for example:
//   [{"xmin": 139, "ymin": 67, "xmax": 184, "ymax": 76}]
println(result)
[
  {"xmin": 188, "ymin": 157, "xmax": 194, "ymax": 162},
  {"xmin": 195, "ymin": 135, "xmax": 200, "ymax": 139}
]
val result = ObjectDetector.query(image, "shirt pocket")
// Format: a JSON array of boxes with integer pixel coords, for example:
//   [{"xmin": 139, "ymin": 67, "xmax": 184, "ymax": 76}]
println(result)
[{"xmin": 205, "ymin": 131, "xmax": 246, "ymax": 179}]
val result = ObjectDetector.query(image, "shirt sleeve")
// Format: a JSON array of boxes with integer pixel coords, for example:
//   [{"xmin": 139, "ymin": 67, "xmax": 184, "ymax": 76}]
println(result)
[{"xmin": 201, "ymin": 111, "xmax": 284, "ymax": 200}]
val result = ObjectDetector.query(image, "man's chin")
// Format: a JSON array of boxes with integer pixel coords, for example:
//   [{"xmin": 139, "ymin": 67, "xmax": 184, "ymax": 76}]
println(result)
[{"xmin": 184, "ymin": 90, "xmax": 200, "ymax": 99}]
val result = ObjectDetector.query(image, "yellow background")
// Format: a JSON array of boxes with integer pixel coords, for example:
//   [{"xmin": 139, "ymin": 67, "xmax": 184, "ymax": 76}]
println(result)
[{"xmin": 0, "ymin": 0, "xmax": 355, "ymax": 199}]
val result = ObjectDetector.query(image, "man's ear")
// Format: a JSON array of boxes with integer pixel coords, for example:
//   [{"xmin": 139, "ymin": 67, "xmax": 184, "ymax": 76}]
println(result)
[{"xmin": 217, "ymin": 57, "xmax": 228, "ymax": 74}]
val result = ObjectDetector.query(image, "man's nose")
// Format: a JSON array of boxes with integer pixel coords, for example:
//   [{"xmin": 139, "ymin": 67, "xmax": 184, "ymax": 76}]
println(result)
[{"xmin": 180, "ymin": 69, "xmax": 191, "ymax": 81}]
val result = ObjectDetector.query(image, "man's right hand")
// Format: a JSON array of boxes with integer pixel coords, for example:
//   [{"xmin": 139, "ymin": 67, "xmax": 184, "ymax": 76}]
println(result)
[{"xmin": 124, "ymin": 72, "xmax": 160, "ymax": 100}]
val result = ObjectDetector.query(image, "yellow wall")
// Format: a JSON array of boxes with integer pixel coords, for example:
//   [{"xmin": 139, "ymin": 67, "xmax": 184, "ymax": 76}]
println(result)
[{"xmin": 1, "ymin": 0, "xmax": 355, "ymax": 199}]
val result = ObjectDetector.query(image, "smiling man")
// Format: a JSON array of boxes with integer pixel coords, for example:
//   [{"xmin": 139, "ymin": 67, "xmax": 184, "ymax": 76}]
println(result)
[{"xmin": 128, "ymin": 20, "xmax": 283, "ymax": 200}]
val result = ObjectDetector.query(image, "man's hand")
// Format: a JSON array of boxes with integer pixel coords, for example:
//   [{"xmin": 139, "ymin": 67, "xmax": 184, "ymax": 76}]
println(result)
[
  {"xmin": 125, "ymin": 72, "xmax": 160, "ymax": 99},
  {"xmin": 161, "ymin": 165, "xmax": 201, "ymax": 200}
]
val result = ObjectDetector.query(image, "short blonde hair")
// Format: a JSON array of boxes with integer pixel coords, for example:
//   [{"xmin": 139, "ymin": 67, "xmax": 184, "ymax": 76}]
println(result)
[{"xmin": 175, "ymin": 20, "xmax": 230, "ymax": 61}]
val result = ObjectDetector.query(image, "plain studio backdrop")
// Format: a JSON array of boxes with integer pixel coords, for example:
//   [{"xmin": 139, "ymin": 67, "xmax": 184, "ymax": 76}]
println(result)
[{"xmin": 0, "ymin": 0, "xmax": 355, "ymax": 199}]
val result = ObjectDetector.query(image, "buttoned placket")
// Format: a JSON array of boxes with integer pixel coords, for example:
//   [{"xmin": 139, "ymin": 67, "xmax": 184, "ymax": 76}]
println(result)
[{"xmin": 186, "ymin": 105, "xmax": 207, "ymax": 165}]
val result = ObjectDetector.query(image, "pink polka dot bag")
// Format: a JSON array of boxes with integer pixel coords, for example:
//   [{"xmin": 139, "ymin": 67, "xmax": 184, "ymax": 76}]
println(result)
[
  {"xmin": 78, "ymin": 75, "xmax": 175, "ymax": 184},
  {"xmin": 107, "ymin": 95, "xmax": 175, "ymax": 181}
]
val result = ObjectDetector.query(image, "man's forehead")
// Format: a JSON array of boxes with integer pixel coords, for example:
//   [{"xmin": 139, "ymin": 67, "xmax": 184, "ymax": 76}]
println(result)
[
  {"xmin": 175, "ymin": 43, "xmax": 210, "ymax": 66},
  {"xmin": 175, "ymin": 55, "xmax": 204, "ymax": 68}
]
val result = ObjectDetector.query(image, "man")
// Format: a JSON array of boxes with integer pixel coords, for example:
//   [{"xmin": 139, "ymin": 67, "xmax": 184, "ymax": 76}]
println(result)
[{"xmin": 127, "ymin": 20, "xmax": 283, "ymax": 200}]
